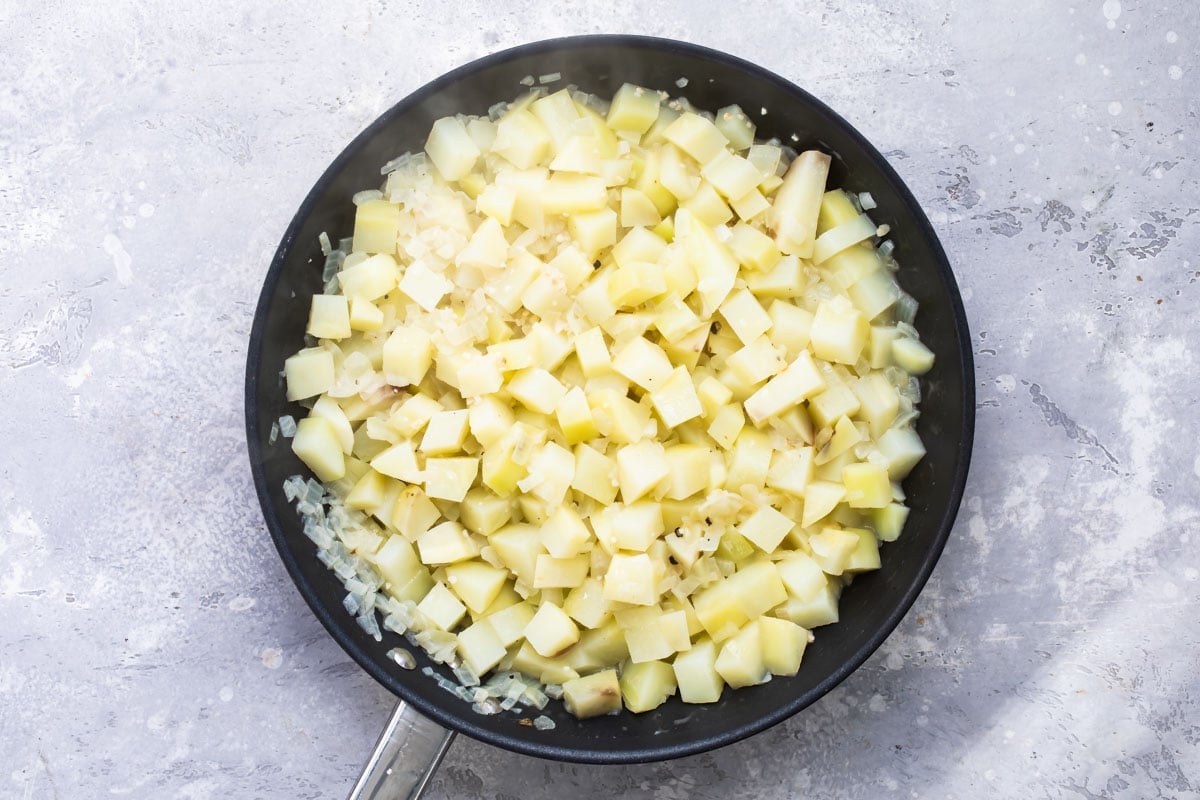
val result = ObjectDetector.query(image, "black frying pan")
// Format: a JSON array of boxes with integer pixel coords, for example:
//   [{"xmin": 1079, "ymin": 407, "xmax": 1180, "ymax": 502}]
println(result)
[{"xmin": 245, "ymin": 34, "xmax": 974, "ymax": 792}]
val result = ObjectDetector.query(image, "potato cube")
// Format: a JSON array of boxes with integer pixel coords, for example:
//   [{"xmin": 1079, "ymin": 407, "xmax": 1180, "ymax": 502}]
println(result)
[
  {"xmin": 738, "ymin": 505, "xmax": 794, "ymax": 553},
  {"xmin": 800, "ymin": 480, "xmax": 846, "ymax": 527},
  {"xmin": 352, "ymin": 200, "xmax": 401, "ymax": 254},
  {"xmin": 522, "ymin": 441, "xmax": 575, "ymax": 507},
  {"xmin": 608, "ymin": 261, "xmax": 667, "ymax": 308},
  {"xmin": 877, "ymin": 427, "xmax": 927, "ymax": 480},
  {"xmin": 389, "ymin": 393, "xmax": 441, "ymax": 438},
  {"xmin": 417, "ymin": 582, "xmax": 468, "ymax": 631},
  {"xmin": 612, "ymin": 336, "xmax": 673, "ymax": 391},
  {"xmin": 524, "ymin": 602, "xmax": 581, "ymax": 658},
  {"xmin": 771, "ymin": 150, "xmax": 831, "ymax": 258},
  {"xmin": 616, "ymin": 439, "xmax": 669, "ymax": 503},
  {"xmin": 307, "ymin": 294, "xmax": 351, "ymax": 340},
  {"xmin": 569, "ymin": 207, "xmax": 618, "ymax": 258},
  {"xmin": 493, "ymin": 109, "xmax": 552, "ymax": 169},
  {"xmin": 463, "ymin": 397, "xmax": 513, "ymax": 451},
  {"xmin": 487, "ymin": 523, "xmax": 542, "ymax": 586},
  {"xmin": 730, "ymin": 187, "xmax": 771, "ymax": 221},
  {"xmin": 681, "ymin": 181, "xmax": 733, "ymax": 227},
  {"xmin": 561, "ymin": 669, "xmax": 622, "ymax": 718},
  {"xmin": 369, "ymin": 535, "xmax": 424, "ymax": 591},
  {"xmin": 661, "ymin": 444, "xmax": 712, "ymax": 500},
  {"xmin": 540, "ymin": 505, "xmax": 592, "ymax": 559},
  {"xmin": 809, "ymin": 385, "xmax": 862, "ymax": 430},
  {"xmin": 457, "ymin": 619, "xmax": 507, "ymax": 676},
  {"xmin": 607, "ymin": 83, "xmax": 662, "ymax": 133},
  {"xmin": 814, "ymin": 416, "xmax": 863, "ymax": 466},
  {"xmin": 419, "ymin": 409, "xmax": 470, "ymax": 455},
  {"xmin": 844, "ymin": 527, "xmax": 882, "ymax": 573},
  {"xmin": 425, "ymin": 116, "xmax": 480, "ymax": 181},
  {"xmin": 475, "ymin": 182, "xmax": 517, "ymax": 226},
  {"xmin": 284, "ymin": 347, "xmax": 335, "ymax": 401},
  {"xmin": 810, "ymin": 298, "xmax": 870, "ymax": 365},
  {"xmin": 893, "ymin": 337, "xmax": 935, "ymax": 375},
  {"xmin": 603, "ymin": 552, "xmax": 657, "ymax": 606},
  {"xmin": 842, "ymin": 462, "xmax": 892, "ymax": 509},
  {"xmin": 697, "ymin": 375, "xmax": 734, "ymax": 418},
  {"xmin": 392, "ymin": 485, "xmax": 442, "ymax": 540},
  {"xmin": 417, "ymin": 520, "xmax": 479, "ymax": 565},
  {"xmin": 809, "ymin": 526, "xmax": 860, "ymax": 575},
  {"xmin": 382, "ymin": 326, "xmax": 433, "ymax": 387},
  {"xmin": 725, "ymin": 427, "xmax": 772, "ymax": 491},
  {"xmin": 719, "ymin": 289, "xmax": 772, "ymax": 345},
  {"xmin": 345, "ymin": 468, "xmax": 390, "ymax": 514},
  {"xmin": 673, "ymin": 637, "xmax": 724, "ymax": 704},
  {"xmin": 534, "ymin": 554, "xmax": 590, "ymax": 588},
  {"xmin": 542, "ymin": 173, "xmax": 608, "ymax": 215},
  {"xmin": 397, "ymin": 261, "xmax": 451, "ymax": 312},
  {"xmin": 445, "ymin": 560, "xmax": 509, "ymax": 614},
  {"xmin": 871, "ymin": 502, "xmax": 910, "ymax": 542},
  {"xmin": 767, "ymin": 301, "xmax": 813, "ymax": 357},
  {"xmin": 725, "ymin": 335, "xmax": 786, "ymax": 387},
  {"xmin": 727, "ymin": 222, "xmax": 781, "ymax": 272},
  {"xmin": 291, "ymin": 417, "xmax": 345, "ymax": 482},
  {"xmin": 775, "ymin": 582, "xmax": 840, "ymax": 628},
  {"xmin": 610, "ymin": 501, "xmax": 664, "ymax": 552},
  {"xmin": 766, "ymin": 447, "xmax": 814, "ymax": 497},
  {"xmin": 777, "ymin": 553, "xmax": 828, "ymax": 600},
  {"xmin": 759, "ymin": 617, "xmax": 809, "ymax": 677},
  {"xmin": 715, "ymin": 621, "xmax": 768, "ymax": 688},
  {"xmin": 423, "ymin": 457, "xmax": 478, "ymax": 502},
  {"xmin": 339, "ymin": 253, "xmax": 398, "ymax": 301},
  {"xmin": 620, "ymin": 187, "xmax": 662, "ymax": 228},
  {"xmin": 572, "ymin": 443, "xmax": 619, "ymax": 504},
  {"xmin": 484, "ymin": 249, "xmax": 541, "ymax": 313},
  {"xmin": 619, "ymin": 660, "xmax": 678, "ymax": 713},
  {"xmin": 370, "ymin": 441, "xmax": 421, "ymax": 483},
  {"xmin": 650, "ymin": 366, "xmax": 704, "ymax": 429},
  {"xmin": 743, "ymin": 350, "xmax": 825, "ymax": 426},
  {"xmin": 663, "ymin": 112, "xmax": 728, "ymax": 163},
  {"xmin": 563, "ymin": 578, "xmax": 611, "ymax": 629},
  {"xmin": 746, "ymin": 253, "xmax": 804, "ymax": 299},
  {"xmin": 486, "ymin": 600, "xmax": 536, "ymax": 647},
  {"xmin": 507, "ymin": 368, "xmax": 567, "ymax": 414},
  {"xmin": 701, "ymin": 150, "xmax": 761, "ymax": 200},
  {"xmin": 707, "ymin": 404, "xmax": 745, "ymax": 449},
  {"xmin": 348, "ymin": 297, "xmax": 384, "ymax": 332},
  {"xmin": 458, "ymin": 487, "xmax": 512, "ymax": 536}
]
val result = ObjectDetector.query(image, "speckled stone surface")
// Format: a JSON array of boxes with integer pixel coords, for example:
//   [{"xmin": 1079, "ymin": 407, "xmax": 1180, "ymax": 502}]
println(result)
[{"xmin": 3, "ymin": 2, "xmax": 1197, "ymax": 798}]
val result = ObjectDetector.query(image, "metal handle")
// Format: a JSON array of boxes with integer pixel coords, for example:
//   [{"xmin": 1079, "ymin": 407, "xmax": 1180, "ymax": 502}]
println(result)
[{"xmin": 347, "ymin": 701, "xmax": 455, "ymax": 800}]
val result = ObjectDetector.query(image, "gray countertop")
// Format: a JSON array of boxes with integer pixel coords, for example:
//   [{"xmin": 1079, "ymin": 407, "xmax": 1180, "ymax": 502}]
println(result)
[{"xmin": 3, "ymin": 2, "xmax": 1197, "ymax": 798}]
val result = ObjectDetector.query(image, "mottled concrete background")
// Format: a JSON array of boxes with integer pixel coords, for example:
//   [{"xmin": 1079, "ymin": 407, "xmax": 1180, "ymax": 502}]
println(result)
[{"xmin": 2, "ymin": 2, "xmax": 1197, "ymax": 798}]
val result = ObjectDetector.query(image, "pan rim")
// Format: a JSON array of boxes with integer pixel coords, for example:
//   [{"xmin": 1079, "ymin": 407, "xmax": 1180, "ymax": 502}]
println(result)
[{"xmin": 245, "ymin": 33, "xmax": 975, "ymax": 764}]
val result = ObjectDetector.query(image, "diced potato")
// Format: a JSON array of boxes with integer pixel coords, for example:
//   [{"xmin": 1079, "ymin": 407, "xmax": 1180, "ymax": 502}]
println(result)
[
  {"xmin": 673, "ymin": 637, "xmax": 725, "ymax": 703},
  {"xmin": 842, "ymin": 462, "xmax": 892, "ymax": 508},
  {"xmin": 759, "ymin": 616, "xmax": 809, "ymax": 676},
  {"xmin": 569, "ymin": 207, "xmax": 618, "ymax": 258},
  {"xmin": 775, "ymin": 582, "xmax": 841, "ymax": 628},
  {"xmin": 800, "ymin": 480, "xmax": 846, "ymax": 527},
  {"xmin": 563, "ymin": 669, "xmax": 623, "ymax": 718},
  {"xmin": 616, "ymin": 439, "xmax": 669, "ymax": 503},
  {"xmin": 572, "ymin": 443, "xmax": 619, "ymax": 504},
  {"xmin": 369, "ymin": 535, "xmax": 424, "ymax": 589},
  {"xmin": 348, "ymin": 297, "xmax": 383, "ymax": 332},
  {"xmin": 422, "ymin": 457, "xmax": 478, "ymax": 502},
  {"xmin": 507, "ymin": 368, "xmax": 567, "ymax": 414},
  {"xmin": 814, "ymin": 416, "xmax": 864, "ymax": 466},
  {"xmin": 620, "ymin": 659, "xmax": 678, "ymax": 713},
  {"xmin": 777, "ymin": 552, "xmax": 828, "ymax": 600},
  {"xmin": 893, "ymin": 337, "xmax": 935, "ymax": 375},
  {"xmin": 727, "ymin": 222, "xmax": 781, "ymax": 272},
  {"xmin": 603, "ymin": 552, "xmax": 657, "ymax": 606},
  {"xmin": 417, "ymin": 520, "xmax": 479, "ymax": 565},
  {"xmin": 877, "ymin": 427, "xmax": 926, "ymax": 480},
  {"xmin": 284, "ymin": 347, "xmax": 335, "ymax": 401},
  {"xmin": 612, "ymin": 336, "xmax": 673, "ymax": 390},
  {"xmin": 534, "ymin": 554, "xmax": 590, "ymax": 589},
  {"xmin": 770, "ymin": 150, "xmax": 831, "ymax": 258},
  {"xmin": 493, "ymin": 109, "xmax": 551, "ymax": 169},
  {"xmin": 425, "ymin": 116, "xmax": 481, "ymax": 181},
  {"xmin": 719, "ymin": 289, "xmax": 772, "ymax": 344},
  {"xmin": 457, "ymin": 619, "xmax": 507, "ymax": 676},
  {"xmin": 707, "ymin": 404, "xmax": 745, "ymax": 449},
  {"xmin": 649, "ymin": 366, "xmax": 703, "ymax": 428},
  {"xmin": 382, "ymin": 326, "xmax": 432, "ymax": 387},
  {"xmin": 663, "ymin": 112, "xmax": 728, "ymax": 163},
  {"xmin": 292, "ymin": 417, "xmax": 345, "ymax": 481},
  {"xmin": 714, "ymin": 104, "xmax": 755, "ymax": 151},
  {"xmin": 872, "ymin": 502, "xmax": 910, "ymax": 542},
  {"xmin": 715, "ymin": 621, "xmax": 768, "ymax": 688},
  {"xmin": 419, "ymin": 409, "xmax": 469, "ymax": 455},
  {"xmin": 339, "ymin": 253, "xmax": 398, "ymax": 301},
  {"xmin": 843, "ymin": 527, "xmax": 882, "ymax": 573},
  {"xmin": 746, "ymin": 253, "xmax": 805, "ymax": 299},
  {"xmin": 486, "ymin": 600, "xmax": 536, "ymax": 647},
  {"xmin": 392, "ymin": 485, "xmax": 442, "ymax": 540},
  {"xmin": 738, "ymin": 505, "xmax": 794, "ymax": 553},
  {"xmin": 352, "ymin": 200, "xmax": 401, "ymax": 254},
  {"xmin": 810, "ymin": 298, "xmax": 869, "ymax": 365},
  {"xmin": 524, "ymin": 601, "xmax": 580, "ymax": 658},
  {"xmin": 307, "ymin": 294, "xmax": 351, "ymax": 340},
  {"xmin": 620, "ymin": 187, "xmax": 662, "ymax": 227},
  {"xmin": 701, "ymin": 150, "xmax": 761, "ymax": 200},
  {"xmin": 445, "ymin": 560, "xmax": 509, "ymax": 613},
  {"xmin": 809, "ymin": 385, "xmax": 862, "ymax": 429},
  {"xmin": 724, "ymin": 426, "xmax": 772, "ymax": 491},
  {"xmin": 417, "ymin": 582, "xmax": 468, "ymax": 631},
  {"xmin": 809, "ymin": 526, "xmax": 860, "ymax": 575},
  {"xmin": 607, "ymin": 83, "xmax": 662, "ymax": 133},
  {"xmin": 488, "ymin": 523, "xmax": 542, "ymax": 586},
  {"xmin": 743, "ymin": 351, "xmax": 825, "ymax": 426},
  {"xmin": 563, "ymin": 577, "xmax": 612, "ymax": 629}
]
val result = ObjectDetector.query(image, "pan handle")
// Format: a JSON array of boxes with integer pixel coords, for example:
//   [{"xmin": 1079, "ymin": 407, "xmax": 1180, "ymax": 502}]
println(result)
[{"xmin": 347, "ymin": 700, "xmax": 455, "ymax": 800}]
